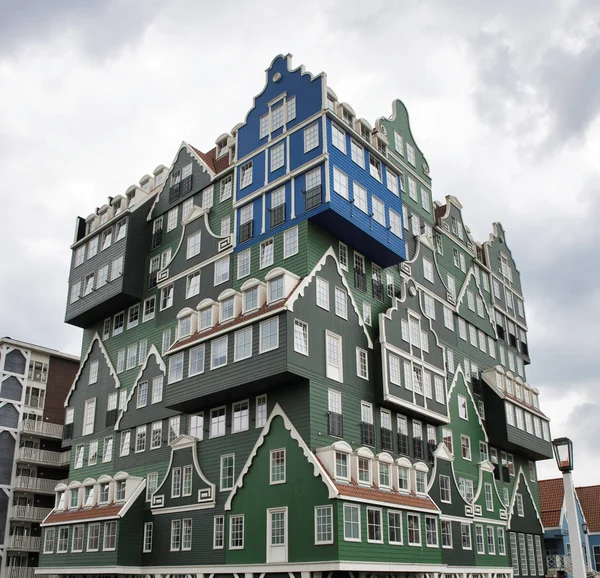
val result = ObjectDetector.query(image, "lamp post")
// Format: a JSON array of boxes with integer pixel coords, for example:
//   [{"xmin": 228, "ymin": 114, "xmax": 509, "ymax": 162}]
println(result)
[{"xmin": 552, "ymin": 437, "xmax": 588, "ymax": 578}]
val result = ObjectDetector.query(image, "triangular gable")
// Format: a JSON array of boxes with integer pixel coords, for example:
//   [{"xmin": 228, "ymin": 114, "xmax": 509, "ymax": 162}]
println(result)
[
  {"xmin": 508, "ymin": 467, "xmax": 544, "ymax": 531},
  {"xmin": 115, "ymin": 345, "xmax": 165, "ymax": 429},
  {"xmin": 225, "ymin": 403, "xmax": 338, "ymax": 510},
  {"xmin": 151, "ymin": 434, "xmax": 216, "ymax": 513},
  {"xmin": 147, "ymin": 141, "xmax": 216, "ymax": 221},
  {"xmin": 65, "ymin": 333, "xmax": 119, "ymax": 407},
  {"xmin": 484, "ymin": 222, "xmax": 524, "ymax": 296},
  {"xmin": 286, "ymin": 246, "xmax": 373, "ymax": 348},
  {"xmin": 455, "ymin": 268, "xmax": 497, "ymax": 337},
  {"xmin": 447, "ymin": 365, "xmax": 488, "ymax": 443}
]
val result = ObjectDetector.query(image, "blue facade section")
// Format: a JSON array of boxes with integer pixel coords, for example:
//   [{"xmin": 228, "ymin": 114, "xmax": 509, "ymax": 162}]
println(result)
[
  {"xmin": 237, "ymin": 150, "xmax": 266, "ymax": 200},
  {"xmin": 323, "ymin": 117, "xmax": 406, "ymax": 266},
  {"xmin": 236, "ymin": 55, "xmax": 324, "ymax": 164}
]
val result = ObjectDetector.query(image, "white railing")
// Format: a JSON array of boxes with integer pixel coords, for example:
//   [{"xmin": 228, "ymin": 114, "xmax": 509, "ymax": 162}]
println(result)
[
  {"xmin": 8, "ymin": 568, "xmax": 35, "ymax": 578},
  {"xmin": 19, "ymin": 419, "xmax": 63, "ymax": 438},
  {"xmin": 16, "ymin": 447, "xmax": 70, "ymax": 466},
  {"xmin": 10, "ymin": 505, "xmax": 52, "ymax": 522},
  {"xmin": 547, "ymin": 554, "xmax": 573, "ymax": 572},
  {"xmin": 6, "ymin": 535, "xmax": 41, "ymax": 550},
  {"xmin": 13, "ymin": 476, "xmax": 66, "ymax": 493}
]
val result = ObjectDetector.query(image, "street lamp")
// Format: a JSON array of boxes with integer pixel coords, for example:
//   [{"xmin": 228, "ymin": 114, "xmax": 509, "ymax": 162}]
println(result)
[{"xmin": 552, "ymin": 437, "xmax": 587, "ymax": 578}]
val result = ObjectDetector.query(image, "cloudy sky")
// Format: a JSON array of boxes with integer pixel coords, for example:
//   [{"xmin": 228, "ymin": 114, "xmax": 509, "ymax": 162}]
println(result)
[{"xmin": 1, "ymin": 0, "xmax": 598, "ymax": 484}]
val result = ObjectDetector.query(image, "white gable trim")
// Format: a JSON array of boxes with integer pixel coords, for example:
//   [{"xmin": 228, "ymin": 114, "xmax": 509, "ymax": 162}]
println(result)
[
  {"xmin": 65, "ymin": 333, "xmax": 120, "ymax": 407},
  {"xmin": 224, "ymin": 403, "xmax": 338, "ymax": 510},
  {"xmin": 286, "ymin": 246, "xmax": 373, "ymax": 349},
  {"xmin": 507, "ymin": 467, "xmax": 544, "ymax": 529}
]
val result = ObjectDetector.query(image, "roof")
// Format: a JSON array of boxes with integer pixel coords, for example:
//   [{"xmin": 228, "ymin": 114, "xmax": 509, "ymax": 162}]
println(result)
[
  {"xmin": 44, "ymin": 503, "xmax": 124, "ymax": 525},
  {"xmin": 575, "ymin": 485, "xmax": 600, "ymax": 533},
  {"xmin": 335, "ymin": 482, "xmax": 439, "ymax": 511},
  {"xmin": 189, "ymin": 145, "xmax": 231, "ymax": 175},
  {"xmin": 503, "ymin": 391, "xmax": 549, "ymax": 420},
  {"xmin": 538, "ymin": 478, "xmax": 564, "ymax": 528},
  {"xmin": 0, "ymin": 337, "xmax": 80, "ymax": 362}
]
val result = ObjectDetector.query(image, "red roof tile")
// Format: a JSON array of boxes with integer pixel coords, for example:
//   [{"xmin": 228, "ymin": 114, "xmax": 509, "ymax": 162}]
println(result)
[
  {"xmin": 335, "ymin": 482, "xmax": 439, "ymax": 511},
  {"xmin": 539, "ymin": 478, "xmax": 564, "ymax": 528},
  {"xmin": 575, "ymin": 485, "xmax": 600, "ymax": 533},
  {"xmin": 189, "ymin": 145, "xmax": 231, "ymax": 175},
  {"xmin": 44, "ymin": 503, "xmax": 123, "ymax": 524},
  {"xmin": 434, "ymin": 205, "xmax": 447, "ymax": 222}
]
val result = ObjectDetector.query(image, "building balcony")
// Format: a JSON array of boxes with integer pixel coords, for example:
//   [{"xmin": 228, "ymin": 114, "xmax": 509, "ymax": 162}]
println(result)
[
  {"xmin": 13, "ymin": 476, "xmax": 66, "ymax": 494},
  {"xmin": 19, "ymin": 420, "xmax": 63, "ymax": 439},
  {"xmin": 23, "ymin": 396, "xmax": 45, "ymax": 410},
  {"xmin": 10, "ymin": 505, "xmax": 52, "ymax": 522},
  {"xmin": 8, "ymin": 568, "xmax": 35, "ymax": 578},
  {"xmin": 16, "ymin": 447, "xmax": 70, "ymax": 468},
  {"xmin": 5, "ymin": 536, "xmax": 41, "ymax": 551}
]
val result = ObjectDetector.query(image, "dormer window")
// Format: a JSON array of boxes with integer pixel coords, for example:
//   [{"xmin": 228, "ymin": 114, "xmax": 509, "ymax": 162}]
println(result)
[
  {"xmin": 217, "ymin": 139, "xmax": 228, "ymax": 158},
  {"xmin": 244, "ymin": 287, "xmax": 259, "ymax": 313},
  {"xmin": 57, "ymin": 491, "xmax": 66, "ymax": 510},
  {"xmin": 398, "ymin": 466, "xmax": 410, "ymax": 491},
  {"xmin": 178, "ymin": 315, "xmax": 192, "ymax": 338},
  {"xmin": 84, "ymin": 486, "xmax": 95, "ymax": 507},
  {"xmin": 515, "ymin": 381, "xmax": 523, "ymax": 400},
  {"xmin": 415, "ymin": 470, "xmax": 427, "ymax": 494},
  {"xmin": 115, "ymin": 480, "xmax": 126, "ymax": 501},
  {"xmin": 199, "ymin": 307, "xmax": 213, "ymax": 330},
  {"xmin": 377, "ymin": 139, "xmax": 387, "ymax": 155},
  {"xmin": 99, "ymin": 483, "xmax": 110, "ymax": 504},
  {"xmin": 342, "ymin": 108, "xmax": 354, "ymax": 127},
  {"xmin": 358, "ymin": 457, "xmax": 371, "ymax": 485},
  {"xmin": 532, "ymin": 392, "xmax": 539, "ymax": 408},
  {"xmin": 268, "ymin": 276, "xmax": 284, "ymax": 303},
  {"xmin": 335, "ymin": 452, "xmax": 349, "ymax": 481},
  {"xmin": 378, "ymin": 462, "xmax": 391, "ymax": 489},
  {"xmin": 112, "ymin": 199, "xmax": 122, "ymax": 213},
  {"xmin": 360, "ymin": 124, "xmax": 370, "ymax": 140},
  {"xmin": 99, "ymin": 211, "xmax": 108, "ymax": 226},
  {"xmin": 524, "ymin": 388, "xmax": 531, "ymax": 405},
  {"xmin": 221, "ymin": 297, "xmax": 235, "ymax": 322},
  {"xmin": 327, "ymin": 96, "xmax": 336, "ymax": 112},
  {"xmin": 69, "ymin": 489, "xmax": 79, "ymax": 509}
]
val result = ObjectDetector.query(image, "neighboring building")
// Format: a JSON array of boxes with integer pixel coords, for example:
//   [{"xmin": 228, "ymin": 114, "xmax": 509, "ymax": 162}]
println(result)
[
  {"xmin": 0, "ymin": 338, "xmax": 79, "ymax": 578},
  {"xmin": 38, "ymin": 54, "xmax": 553, "ymax": 578},
  {"xmin": 539, "ymin": 478, "xmax": 600, "ymax": 576}
]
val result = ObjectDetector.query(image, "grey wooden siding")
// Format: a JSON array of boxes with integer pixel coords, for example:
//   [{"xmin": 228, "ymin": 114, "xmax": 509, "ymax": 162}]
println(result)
[
  {"xmin": 0, "ymin": 376, "xmax": 22, "ymax": 401},
  {"xmin": 0, "ymin": 403, "xmax": 19, "ymax": 429},
  {"xmin": 0, "ymin": 431, "xmax": 16, "ymax": 485},
  {"xmin": 4, "ymin": 349, "xmax": 26, "ymax": 374}
]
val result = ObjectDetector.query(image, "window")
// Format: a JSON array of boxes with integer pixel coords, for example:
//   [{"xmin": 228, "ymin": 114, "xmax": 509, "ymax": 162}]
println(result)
[
  {"xmin": 136, "ymin": 380, "xmax": 148, "ymax": 408},
  {"xmin": 461, "ymin": 435, "xmax": 472, "ymax": 460},
  {"xmin": 304, "ymin": 122, "xmax": 319, "ymax": 152},
  {"xmin": 57, "ymin": 527, "xmax": 69, "ymax": 553},
  {"xmin": 408, "ymin": 177, "xmax": 418, "ymax": 201},
  {"xmin": 103, "ymin": 521, "xmax": 117, "ymax": 551},
  {"xmin": 333, "ymin": 167, "xmax": 348, "ymax": 198},
  {"xmin": 316, "ymin": 277, "xmax": 329, "ymax": 309},
  {"xmin": 232, "ymin": 400, "xmax": 249, "ymax": 433},
  {"xmin": 367, "ymin": 508, "xmax": 383, "ymax": 543},
  {"xmin": 516, "ymin": 493, "xmax": 524, "ymax": 516},
  {"xmin": 475, "ymin": 525, "xmax": 485, "ymax": 554},
  {"xmin": 325, "ymin": 331, "xmax": 343, "ymax": 382},
  {"xmin": 440, "ymin": 475, "xmax": 451, "ymax": 503},
  {"xmin": 189, "ymin": 414, "xmax": 203, "ymax": 440},
  {"xmin": 458, "ymin": 394, "xmax": 468, "ymax": 420},
  {"xmin": 170, "ymin": 519, "xmax": 182, "ymax": 551},
  {"xmin": 441, "ymin": 520, "xmax": 453, "ymax": 548},
  {"xmin": 260, "ymin": 238, "xmax": 274, "ymax": 269},
  {"xmin": 160, "ymin": 285, "xmax": 173, "ymax": 311},
  {"xmin": 353, "ymin": 182, "xmax": 367, "ymax": 212},
  {"xmin": 142, "ymin": 296, "xmax": 155, "ymax": 322},
  {"xmin": 408, "ymin": 514, "xmax": 421, "ymax": 546},
  {"xmin": 269, "ymin": 276, "xmax": 284, "ymax": 303},
  {"xmin": 143, "ymin": 522, "xmax": 153, "ymax": 553},
  {"xmin": 344, "ymin": 504, "xmax": 360, "ymax": 541},
  {"xmin": 256, "ymin": 395, "xmax": 267, "ymax": 428},
  {"xmin": 498, "ymin": 528, "xmax": 506, "ymax": 555},
  {"xmin": 294, "ymin": 319, "xmax": 309, "ymax": 355},
  {"xmin": 240, "ymin": 161, "xmax": 252, "ymax": 188},
  {"xmin": 270, "ymin": 142, "xmax": 285, "ymax": 171},
  {"xmin": 270, "ymin": 449, "xmax": 286, "ymax": 484},
  {"xmin": 407, "ymin": 142, "xmax": 416, "ymax": 164},
  {"xmin": 146, "ymin": 472, "xmax": 158, "ymax": 501},
  {"xmin": 283, "ymin": 225, "xmax": 298, "ymax": 258},
  {"xmin": 485, "ymin": 483, "xmax": 494, "ymax": 511},
  {"xmin": 260, "ymin": 317, "xmax": 279, "ymax": 352},
  {"xmin": 314, "ymin": 506, "xmax": 333, "ymax": 545},
  {"xmin": 210, "ymin": 407, "xmax": 226, "ymax": 438},
  {"xmin": 213, "ymin": 516, "xmax": 225, "ymax": 549},
  {"xmin": 182, "ymin": 465, "xmax": 193, "ymax": 497},
  {"xmin": 356, "ymin": 347, "xmax": 368, "ymax": 379},
  {"xmin": 389, "ymin": 209, "xmax": 402, "ymax": 237},
  {"xmin": 149, "ymin": 375, "xmax": 163, "ymax": 405},
  {"xmin": 363, "ymin": 302, "xmax": 372, "ymax": 326},
  {"xmin": 423, "ymin": 258, "xmax": 434, "ymax": 282},
  {"xmin": 350, "ymin": 139, "xmax": 364, "ymax": 167},
  {"xmin": 234, "ymin": 327, "xmax": 252, "ymax": 361},
  {"xmin": 171, "ymin": 467, "xmax": 182, "ymax": 498},
  {"xmin": 214, "ymin": 255, "xmax": 230, "ymax": 285},
  {"xmin": 461, "ymin": 523, "xmax": 472, "ymax": 549},
  {"xmin": 151, "ymin": 421, "xmax": 162, "ymax": 449},
  {"xmin": 211, "ymin": 336, "xmax": 228, "ymax": 368},
  {"xmin": 135, "ymin": 425, "xmax": 146, "ymax": 452},
  {"xmin": 102, "ymin": 227, "xmax": 112, "ymax": 250},
  {"xmin": 126, "ymin": 343, "xmax": 137, "ymax": 370},
  {"xmin": 168, "ymin": 352, "xmax": 184, "ymax": 383},
  {"xmin": 82, "ymin": 398, "xmax": 96, "ymax": 436},
  {"xmin": 426, "ymin": 517, "xmax": 438, "ymax": 547},
  {"xmin": 168, "ymin": 416, "xmax": 181, "ymax": 444},
  {"xmin": 112, "ymin": 311, "xmax": 124, "ymax": 336},
  {"xmin": 487, "ymin": 526, "xmax": 496, "ymax": 555},
  {"xmin": 335, "ymin": 451, "xmax": 349, "ymax": 480},
  {"xmin": 372, "ymin": 197, "xmax": 385, "ymax": 225},
  {"xmin": 229, "ymin": 514, "xmax": 245, "ymax": 549},
  {"xmin": 220, "ymin": 454, "xmax": 235, "ymax": 490},
  {"xmin": 332, "ymin": 124, "xmax": 347, "ymax": 152}
]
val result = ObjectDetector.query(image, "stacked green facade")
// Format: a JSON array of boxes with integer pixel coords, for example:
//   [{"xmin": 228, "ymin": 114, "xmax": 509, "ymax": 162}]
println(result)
[{"xmin": 39, "ymin": 55, "xmax": 552, "ymax": 578}]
